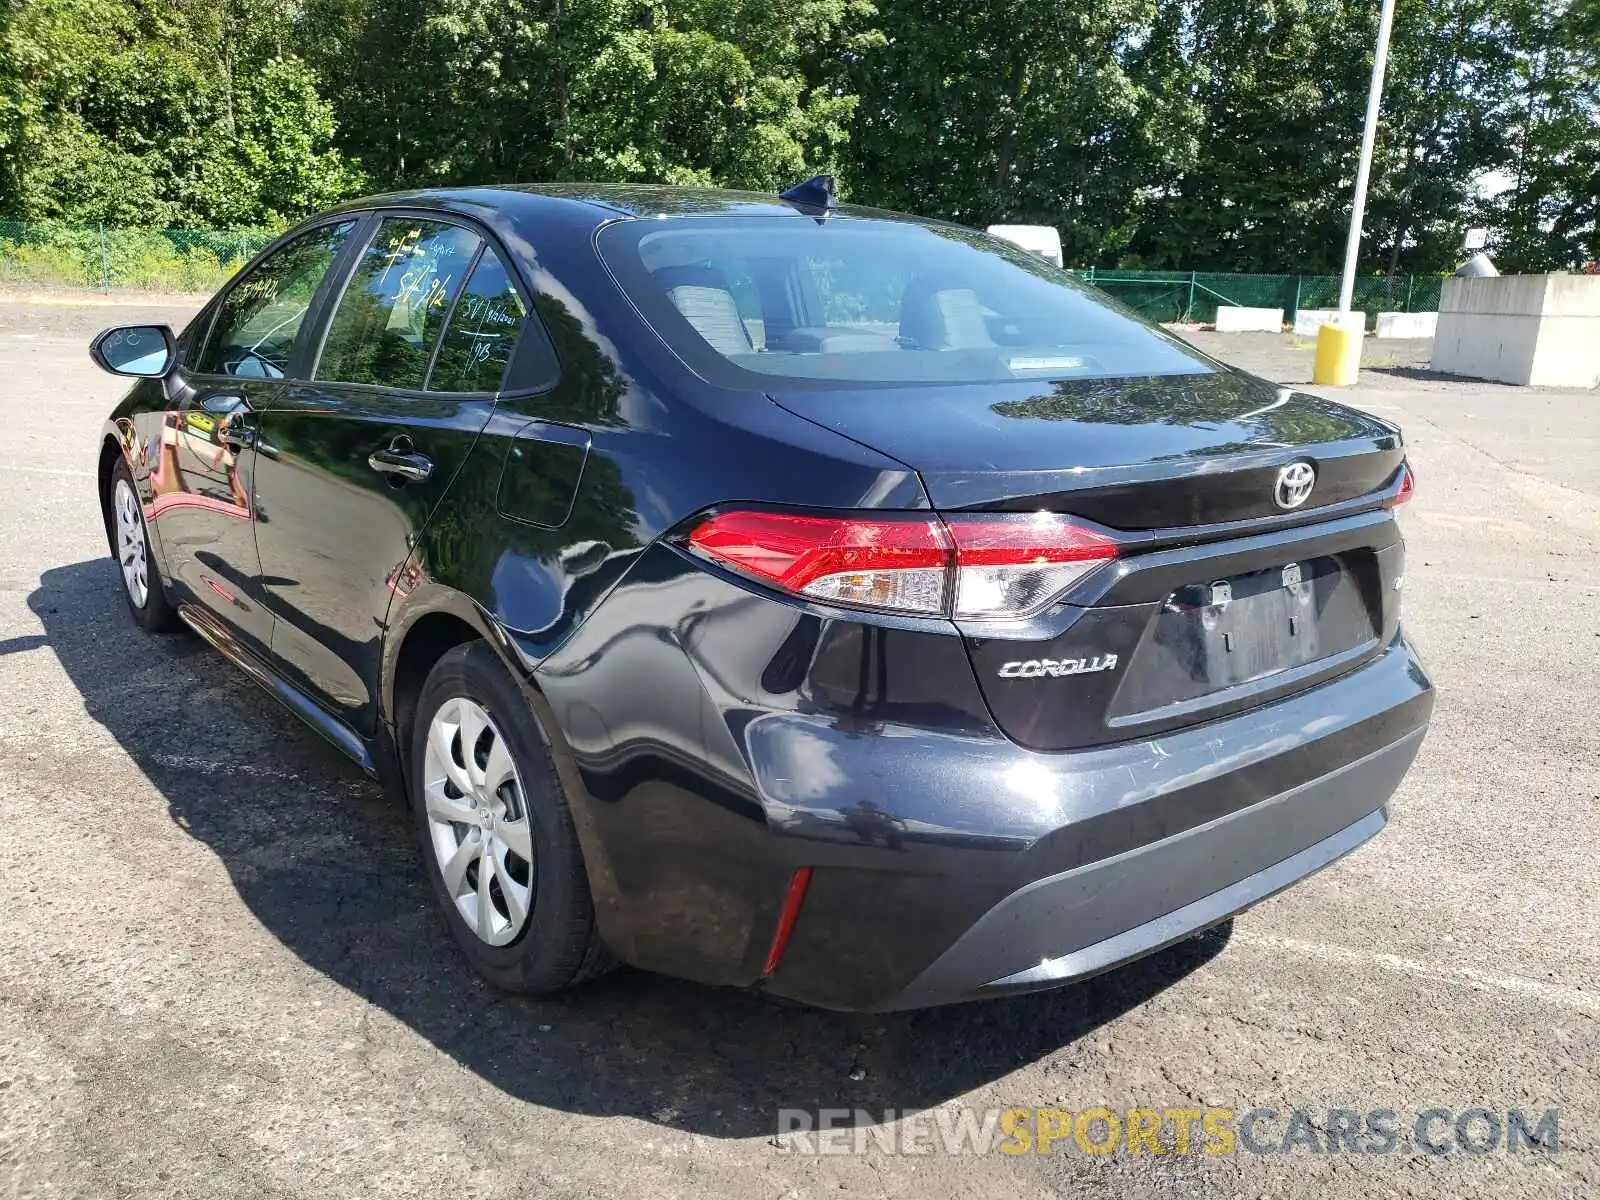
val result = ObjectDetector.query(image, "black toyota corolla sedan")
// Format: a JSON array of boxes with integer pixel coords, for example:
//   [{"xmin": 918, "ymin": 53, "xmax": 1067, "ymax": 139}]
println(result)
[{"xmin": 89, "ymin": 181, "xmax": 1433, "ymax": 1010}]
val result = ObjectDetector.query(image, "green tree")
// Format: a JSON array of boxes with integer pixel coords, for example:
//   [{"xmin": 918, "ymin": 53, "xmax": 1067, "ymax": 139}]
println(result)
[
  {"xmin": 842, "ymin": 0, "xmax": 1204, "ymax": 265},
  {"xmin": 1361, "ymin": 0, "xmax": 1539, "ymax": 273},
  {"xmin": 1117, "ymin": 0, "xmax": 1564, "ymax": 275},
  {"xmin": 1123, "ymin": 0, "xmax": 1377, "ymax": 272},
  {"xmin": 3, "ymin": 0, "xmax": 1596, "ymax": 278},
  {"xmin": 1494, "ymin": 0, "xmax": 1600, "ymax": 269},
  {"xmin": 0, "ymin": 0, "xmax": 360, "ymax": 226},
  {"xmin": 298, "ymin": 0, "xmax": 879, "ymax": 191}
]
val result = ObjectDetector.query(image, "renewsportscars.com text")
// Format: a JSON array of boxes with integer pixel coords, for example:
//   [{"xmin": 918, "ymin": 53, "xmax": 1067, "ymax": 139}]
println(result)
[{"xmin": 775, "ymin": 1106, "xmax": 1560, "ymax": 1157}]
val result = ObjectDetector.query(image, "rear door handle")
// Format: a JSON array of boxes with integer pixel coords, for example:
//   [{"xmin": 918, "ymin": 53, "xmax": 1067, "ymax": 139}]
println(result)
[{"xmin": 368, "ymin": 437, "xmax": 434, "ymax": 483}]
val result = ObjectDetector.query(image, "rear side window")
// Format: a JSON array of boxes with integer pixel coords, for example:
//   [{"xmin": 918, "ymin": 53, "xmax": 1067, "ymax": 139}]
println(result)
[
  {"xmin": 596, "ymin": 217, "xmax": 1216, "ymax": 389},
  {"xmin": 197, "ymin": 220, "xmax": 356, "ymax": 378},
  {"xmin": 317, "ymin": 218, "xmax": 481, "ymax": 389},
  {"xmin": 429, "ymin": 249, "xmax": 528, "ymax": 393}
]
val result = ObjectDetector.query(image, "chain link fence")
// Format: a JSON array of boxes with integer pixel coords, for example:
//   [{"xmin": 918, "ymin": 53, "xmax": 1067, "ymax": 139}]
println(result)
[
  {"xmin": 0, "ymin": 220, "xmax": 278, "ymax": 292},
  {"xmin": 1076, "ymin": 268, "xmax": 1443, "ymax": 328}
]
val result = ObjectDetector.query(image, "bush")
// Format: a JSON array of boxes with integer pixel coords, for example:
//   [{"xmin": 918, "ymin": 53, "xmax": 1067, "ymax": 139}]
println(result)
[{"xmin": 0, "ymin": 221, "xmax": 277, "ymax": 292}]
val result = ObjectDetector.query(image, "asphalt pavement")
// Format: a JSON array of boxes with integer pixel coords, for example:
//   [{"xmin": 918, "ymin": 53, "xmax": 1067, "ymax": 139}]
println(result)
[{"xmin": 0, "ymin": 301, "xmax": 1595, "ymax": 1199}]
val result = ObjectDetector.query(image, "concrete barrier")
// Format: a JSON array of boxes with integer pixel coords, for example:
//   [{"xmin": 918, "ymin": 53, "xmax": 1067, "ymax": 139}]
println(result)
[
  {"xmin": 1375, "ymin": 311, "xmax": 1438, "ymax": 339},
  {"xmin": 1431, "ymin": 274, "xmax": 1600, "ymax": 387},
  {"xmin": 1294, "ymin": 309, "xmax": 1364, "ymax": 337},
  {"xmin": 1214, "ymin": 306, "xmax": 1284, "ymax": 332}
]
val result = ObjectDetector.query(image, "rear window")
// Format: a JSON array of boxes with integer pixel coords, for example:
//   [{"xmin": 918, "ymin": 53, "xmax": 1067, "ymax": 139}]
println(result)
[
  {"xmin": 430, "ymin": 249, "xmax": 528, "ymax": 393},
  {"xmin": 596, "ymin": 217, "xmax": 1215, "ymax": 388}
]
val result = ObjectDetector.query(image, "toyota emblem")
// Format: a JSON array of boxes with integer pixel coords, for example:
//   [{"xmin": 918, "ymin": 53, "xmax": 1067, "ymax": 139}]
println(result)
[{"xmin": 1274, "ymin": 461, "xmax": 1316, "ymax": 510}]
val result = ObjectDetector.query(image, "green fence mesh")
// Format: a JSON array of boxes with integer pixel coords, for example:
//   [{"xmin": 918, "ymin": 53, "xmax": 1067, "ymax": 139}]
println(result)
[
  {"xmin": 1076, "ymin": 268, "xmax": 1443, "ymax": 329},
  {"xmin": 0, "ymin": 220, "xmax": 278, "ymax": 292}
]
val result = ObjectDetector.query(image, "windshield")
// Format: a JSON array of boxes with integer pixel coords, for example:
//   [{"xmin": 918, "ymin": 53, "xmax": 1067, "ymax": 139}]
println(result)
[{"xmin": 596, "ymin": 216, "xmax": 1216, "ymax": 389}]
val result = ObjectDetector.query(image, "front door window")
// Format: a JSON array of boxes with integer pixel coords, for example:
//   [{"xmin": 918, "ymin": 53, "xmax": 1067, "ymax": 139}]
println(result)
[{"xmin": 196, "ymin": 221, "xmax": 357, "ymax": 379}]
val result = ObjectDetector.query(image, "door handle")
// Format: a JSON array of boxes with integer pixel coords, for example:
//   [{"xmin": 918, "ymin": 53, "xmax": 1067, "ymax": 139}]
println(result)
[{"xmin": 368, "ymin": 437, "xmax": 434, "ymax": 483}]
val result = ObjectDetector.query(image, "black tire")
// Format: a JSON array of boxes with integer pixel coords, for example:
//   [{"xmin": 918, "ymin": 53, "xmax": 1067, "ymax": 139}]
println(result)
[
  {"xmin": 105, "ymin": 457, "xmax": 180, "ymax": 633},
  {"xmin": 410, "ymin": 642, "xmax": 611, "ymax": 993}
]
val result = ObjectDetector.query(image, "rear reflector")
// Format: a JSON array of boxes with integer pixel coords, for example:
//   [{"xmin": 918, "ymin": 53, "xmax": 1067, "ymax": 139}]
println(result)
[
  {"xmin": 685, "ymin": 509, "xmax": 1119, "ymax": 619},
  {"xmin": 761, "ymin": 866, "xmax": 813, "ymax": 978}
]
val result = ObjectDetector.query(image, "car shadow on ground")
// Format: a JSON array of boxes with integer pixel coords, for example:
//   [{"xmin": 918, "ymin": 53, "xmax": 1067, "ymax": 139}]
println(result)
[
  {"xmin": 33, "ymin": 558, "xmax": 1229, "ymax": 1140},
  {"xmin": 1360, "ymin": 363, "xmax": 1529, "ymax": 387}
]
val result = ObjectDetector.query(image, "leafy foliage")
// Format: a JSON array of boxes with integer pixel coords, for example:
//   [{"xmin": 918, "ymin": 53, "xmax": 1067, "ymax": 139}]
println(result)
[
  {"xmin": 844, "ymin": 0, "xmax": 1207, "ymax": 266},
  {"xmin": 0, "ymin": 0, "xmax": 360, "ymax": 226},
  {"xmin": 0, "ymin": 0, "xmax": 1595, "ymax": 272},
  {"xmin": 295, "ymin": 0, "xmax": 878, "ymax": 190},
  {"xmin": 0, "ymin": 219, "xmax": 273, "ymax": 290},
  {"xmin": 1493, "ymin": 0, "xmax": 1600, "ymax": 268}
]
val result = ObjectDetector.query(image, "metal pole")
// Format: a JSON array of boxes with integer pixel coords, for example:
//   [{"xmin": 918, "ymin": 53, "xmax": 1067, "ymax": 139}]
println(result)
[
  {"xmin": 98, "ymin": 222, "xmax": 110, "ymax": 293},
  {"xmin": 1187, "ymin": 271, "xmax": 1196, "ymax": 322},
  {"xmin": 1338, "ymin": 0, "xmax": 1398, "ymax": 313}
]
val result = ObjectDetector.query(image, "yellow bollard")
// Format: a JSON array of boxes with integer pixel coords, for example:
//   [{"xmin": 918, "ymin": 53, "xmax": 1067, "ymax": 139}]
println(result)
[{"xmin": 1312, "ymin": 320, "xmax": 1362, "ymax": 385}]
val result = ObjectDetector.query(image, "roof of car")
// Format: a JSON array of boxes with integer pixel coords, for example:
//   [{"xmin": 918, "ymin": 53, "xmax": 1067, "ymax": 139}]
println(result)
[{"xmin": 323, "ymin": 183, "xmax": 924, "ymax": 228}]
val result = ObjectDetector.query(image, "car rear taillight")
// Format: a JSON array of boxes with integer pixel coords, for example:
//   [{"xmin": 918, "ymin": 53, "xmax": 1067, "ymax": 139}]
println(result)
[
  {"xmin": 686, "ymin": 510, "xmax": 950, "ymax": 613},
  {"xmin": 684, "ymin": 509, "xmax": 1119, "ymax": 619},
  {"xmin": 1385, "ymin": 462, "xmax": 1415, "ymax": 508},
  {"xmin": 944, "ymin": 514, "xmax": 1120, "ymax": 618}
]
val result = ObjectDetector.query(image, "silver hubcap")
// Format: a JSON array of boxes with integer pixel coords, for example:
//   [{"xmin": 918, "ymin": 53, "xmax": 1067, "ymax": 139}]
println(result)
[
  {"xmin": 114, "ymin": 478, "xmax": 149, "ymax": 608},
  {"xmin": 423, "ymin": 698, "xmax": 534, "ymax": 947}
]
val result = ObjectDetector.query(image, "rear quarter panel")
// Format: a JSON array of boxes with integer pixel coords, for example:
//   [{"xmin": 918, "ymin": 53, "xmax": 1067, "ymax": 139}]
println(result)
[{"xmin": 378, "ymin": 199, "xmax": 935, "ymax": 981}]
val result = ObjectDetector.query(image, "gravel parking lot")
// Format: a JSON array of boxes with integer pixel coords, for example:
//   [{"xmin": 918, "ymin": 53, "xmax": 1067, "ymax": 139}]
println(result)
[{"xmin": 1, "ymin": 300, "xmax": 1596, "ymax": 1199}]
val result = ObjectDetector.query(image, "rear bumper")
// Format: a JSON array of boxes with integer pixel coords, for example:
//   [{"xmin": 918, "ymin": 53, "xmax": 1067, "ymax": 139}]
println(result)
[
  {"xmin": 759, "ymin": 632, "xmax": 1433, "ymax": 1010},
  {"xmin": 889, "ymin": 733, "xmax": 1415, "ymax": 1009}
]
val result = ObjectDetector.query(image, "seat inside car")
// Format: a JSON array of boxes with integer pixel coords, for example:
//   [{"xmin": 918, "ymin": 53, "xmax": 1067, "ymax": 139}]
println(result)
[
  {"xmin": 656, "ymin": 265, "xmax": 754, "ymax": 355},
  {"xmin": 899, "ymin": 279, "xmax": 996, "ymax": 350}
]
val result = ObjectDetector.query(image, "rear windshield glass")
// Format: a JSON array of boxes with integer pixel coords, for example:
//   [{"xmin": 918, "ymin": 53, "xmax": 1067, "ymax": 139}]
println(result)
[{"xmin": 596, "ymin": 216, "xmax": 1215, "ymax": 388}]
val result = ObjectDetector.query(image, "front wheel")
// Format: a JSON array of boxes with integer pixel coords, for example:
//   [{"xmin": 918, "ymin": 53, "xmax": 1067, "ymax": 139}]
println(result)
[
  {"xmin": 105, "ymin": 457, "xmax": 179, "ymax": 632},
  {"xmin": 410, "ymin": 642, "xmax": 611, "ymax": 993}
]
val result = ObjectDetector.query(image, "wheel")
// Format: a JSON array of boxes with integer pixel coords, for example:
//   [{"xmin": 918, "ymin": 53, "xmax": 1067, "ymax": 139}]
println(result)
[
  {"xmin": 410, "ymin": 642, "xmax": 611, "ymax": 992},
  {"xmin": 105, "ymin": 457, "xmax": 179, "ymax": 632}
]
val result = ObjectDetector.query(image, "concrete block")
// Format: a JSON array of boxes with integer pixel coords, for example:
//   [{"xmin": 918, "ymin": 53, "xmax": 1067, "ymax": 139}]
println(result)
[
  {"xmin": 1214, "ymin": 305, "xmax": 1283, "ymax": 332},
  {"xmin": 1375, "ymin": 311, "xmax": 1437, "ymax": 339},
  {"xmin": 1294, "ymin": 309, "xmax": 1364, "ymax": 337},
  {"xmin": 1439, "ymin": 273, "xmax": 1547, "ymax": 316},
  {"xmin": 1432, "ymin": 274, "xmax": 1600, "ymax": 387}
]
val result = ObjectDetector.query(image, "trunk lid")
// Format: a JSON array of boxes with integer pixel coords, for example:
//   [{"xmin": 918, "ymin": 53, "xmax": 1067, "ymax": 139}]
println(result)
[
  {"xmin": 768, "ymin": 368, "xmax": 1402, "ymax": 526},
  {"xmin": 770, "ymin": 368, "xmax": 1409, "ymax": 751}
]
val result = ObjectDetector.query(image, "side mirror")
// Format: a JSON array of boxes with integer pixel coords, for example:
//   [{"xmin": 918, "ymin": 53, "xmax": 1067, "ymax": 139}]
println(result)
[{"xmin": 90, "ymin": 325, "xmax": 176, "ymax": 378}]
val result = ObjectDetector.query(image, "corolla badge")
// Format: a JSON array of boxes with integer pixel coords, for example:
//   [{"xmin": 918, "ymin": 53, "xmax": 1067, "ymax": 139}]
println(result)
[
  {"xmin": 1274, "ymin": 461, "xmax": 1317, "ymax": 510},
  {"xmin": 998, "ymin": 654, "xmax": 1118, "ymax": 680}
]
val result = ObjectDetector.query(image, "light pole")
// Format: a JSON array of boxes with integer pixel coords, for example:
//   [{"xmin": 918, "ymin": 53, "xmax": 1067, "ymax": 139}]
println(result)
[
  {"xmin": 1339, "ymin": 0, "xmax": 1399, "ymax": 312},
  {"xmin": 1317, "ymin": 0, "xmax": 1399, "ymax": 384}
]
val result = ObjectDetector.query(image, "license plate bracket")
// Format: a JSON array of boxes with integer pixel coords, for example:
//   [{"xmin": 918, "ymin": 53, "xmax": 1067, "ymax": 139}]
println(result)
[
  {"xmin": 1107, "ymin": 551, "xmax": 1382, "ymax": 722},
  {"xmin": 1156, "ymin": 559, "xmax": 1336, "ymax": 690}
]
